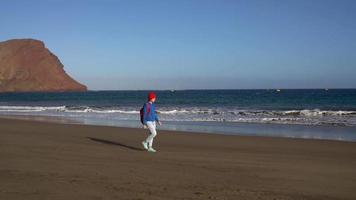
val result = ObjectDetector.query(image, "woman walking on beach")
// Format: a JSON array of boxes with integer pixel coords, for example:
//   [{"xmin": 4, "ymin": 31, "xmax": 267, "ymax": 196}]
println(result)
[{"xmin": 141, "ymin": 92, "xmax": 161, "ymax": 152}]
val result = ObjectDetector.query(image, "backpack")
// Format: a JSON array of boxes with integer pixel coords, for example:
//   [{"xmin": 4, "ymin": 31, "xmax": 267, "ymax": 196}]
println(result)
[{"xmin": 140, "ymin": 103, "xmax": 151, "ymax": 124}]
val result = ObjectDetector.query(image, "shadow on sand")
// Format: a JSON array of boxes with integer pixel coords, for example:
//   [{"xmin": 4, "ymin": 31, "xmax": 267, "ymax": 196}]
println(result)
[{"xmin": 87, "ymin": 137, "xmax": 143, "ymax": 151}]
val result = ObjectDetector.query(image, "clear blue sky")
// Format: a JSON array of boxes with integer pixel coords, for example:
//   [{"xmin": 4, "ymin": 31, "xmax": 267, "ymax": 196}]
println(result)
[{"xmin": 1, "ymin": 0, "xmax": 355, "ymax": 90}]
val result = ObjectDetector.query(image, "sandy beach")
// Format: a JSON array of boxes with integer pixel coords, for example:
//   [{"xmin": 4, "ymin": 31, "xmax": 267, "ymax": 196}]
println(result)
[{"xmin": 0, "ymin": 117, "xmax": 355, "ymax": 200}]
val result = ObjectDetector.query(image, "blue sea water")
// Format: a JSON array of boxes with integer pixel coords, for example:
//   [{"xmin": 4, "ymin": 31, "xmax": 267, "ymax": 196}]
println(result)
[{"xmin": 1, "ymin": 89, "xmax": 356, "ymax": 141}]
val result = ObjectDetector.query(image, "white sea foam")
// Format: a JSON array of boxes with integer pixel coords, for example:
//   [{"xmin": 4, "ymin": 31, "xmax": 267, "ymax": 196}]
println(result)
[
  {"xmin": 0, "ymin": 106, "xmax": 355, "ymax": 116},
  {"xmin": 0, "ymin": 106, "xmax": 66, "ymax": 112},
  {"xmin": 0, "ymin": 106, "xmax": 355, "ymax": 126}
]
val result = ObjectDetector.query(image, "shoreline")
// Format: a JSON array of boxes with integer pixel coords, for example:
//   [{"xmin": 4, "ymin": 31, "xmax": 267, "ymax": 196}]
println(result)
[
  {"xmin": 1, "ymin": 114, "xmax": 356, "ymax": 143},
  {"xmin": 1, "ymin": 117, "xmax": 356, "ymax": 199}
]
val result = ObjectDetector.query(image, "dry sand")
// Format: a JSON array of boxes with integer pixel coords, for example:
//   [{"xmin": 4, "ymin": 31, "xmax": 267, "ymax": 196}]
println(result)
[{"xmin": 0, "ymin": 118, "xmax": 355, "ymax": 200}]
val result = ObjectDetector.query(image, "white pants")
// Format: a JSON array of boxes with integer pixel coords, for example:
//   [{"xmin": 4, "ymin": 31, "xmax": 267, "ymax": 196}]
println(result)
[{"xmin": 145, "ymin": 121, "xmax": 157, "ymax": 148}]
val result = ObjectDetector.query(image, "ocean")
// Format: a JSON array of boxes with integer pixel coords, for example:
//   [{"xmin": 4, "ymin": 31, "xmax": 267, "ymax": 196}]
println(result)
[{"xmin": 1, "ymin": 89, "xmax": 356, "ymax": 141}]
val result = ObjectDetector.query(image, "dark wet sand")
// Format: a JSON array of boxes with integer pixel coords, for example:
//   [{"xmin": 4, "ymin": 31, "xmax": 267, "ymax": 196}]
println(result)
[{"xmin": 0, "ymin": 117, "xmax": 355, "ymax": 200}]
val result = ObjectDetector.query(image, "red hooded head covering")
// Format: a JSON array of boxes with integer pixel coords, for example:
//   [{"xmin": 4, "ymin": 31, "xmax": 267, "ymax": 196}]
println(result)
[{"xmin": 147, "ymin": 92, "xmax": 156, "ymax": 101}]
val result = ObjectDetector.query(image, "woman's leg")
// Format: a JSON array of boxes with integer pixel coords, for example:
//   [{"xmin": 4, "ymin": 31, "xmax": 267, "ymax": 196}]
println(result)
[{"xmin": 145, "ymin": 121, "xmax": 157, "ymax": 148}]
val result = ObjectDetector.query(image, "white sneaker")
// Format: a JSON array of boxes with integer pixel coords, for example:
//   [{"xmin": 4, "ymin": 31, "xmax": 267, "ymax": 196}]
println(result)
[
  {"xmin": 142, "ymin": 141, "xmax": 148, "ymax": 150},
  {"xmin": 148, "ymin": 147, "xmax": 156, "ymax": 153}
]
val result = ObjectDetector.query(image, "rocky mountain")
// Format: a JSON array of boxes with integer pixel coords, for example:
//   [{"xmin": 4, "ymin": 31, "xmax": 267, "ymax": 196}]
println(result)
[{"xmin": 0, "ymin": 39, "xmax": 87, "ymax": 92}]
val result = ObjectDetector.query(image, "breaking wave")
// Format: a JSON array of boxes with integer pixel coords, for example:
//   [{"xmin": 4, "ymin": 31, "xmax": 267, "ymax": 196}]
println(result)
[{"xmin": 0, "ymin": 106, "xmax": 356, "ymax": 126}]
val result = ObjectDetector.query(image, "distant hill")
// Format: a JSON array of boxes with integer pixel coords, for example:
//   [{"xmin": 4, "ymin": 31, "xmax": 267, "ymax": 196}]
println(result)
[{"xmin": 0, "ymin": 39, "xmax": 87, "ymax": 92}]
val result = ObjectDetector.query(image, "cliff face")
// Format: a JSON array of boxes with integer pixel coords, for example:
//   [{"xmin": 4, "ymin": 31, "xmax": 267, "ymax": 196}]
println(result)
[{"xmin": 0, "ymin": 39, "xmax": 87, "ymax": 92}]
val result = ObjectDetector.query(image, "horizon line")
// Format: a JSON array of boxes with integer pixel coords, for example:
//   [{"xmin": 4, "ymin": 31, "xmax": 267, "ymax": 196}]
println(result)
[{"xmin": 87, "ymin": 88, "xmax": 356, "ymax": 92}]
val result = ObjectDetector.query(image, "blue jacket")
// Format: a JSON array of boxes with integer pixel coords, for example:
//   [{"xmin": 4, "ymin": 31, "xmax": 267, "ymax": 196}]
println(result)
[{"xmin": 143, "ymin": 102, "xmax": 159, "ymax": 124}]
